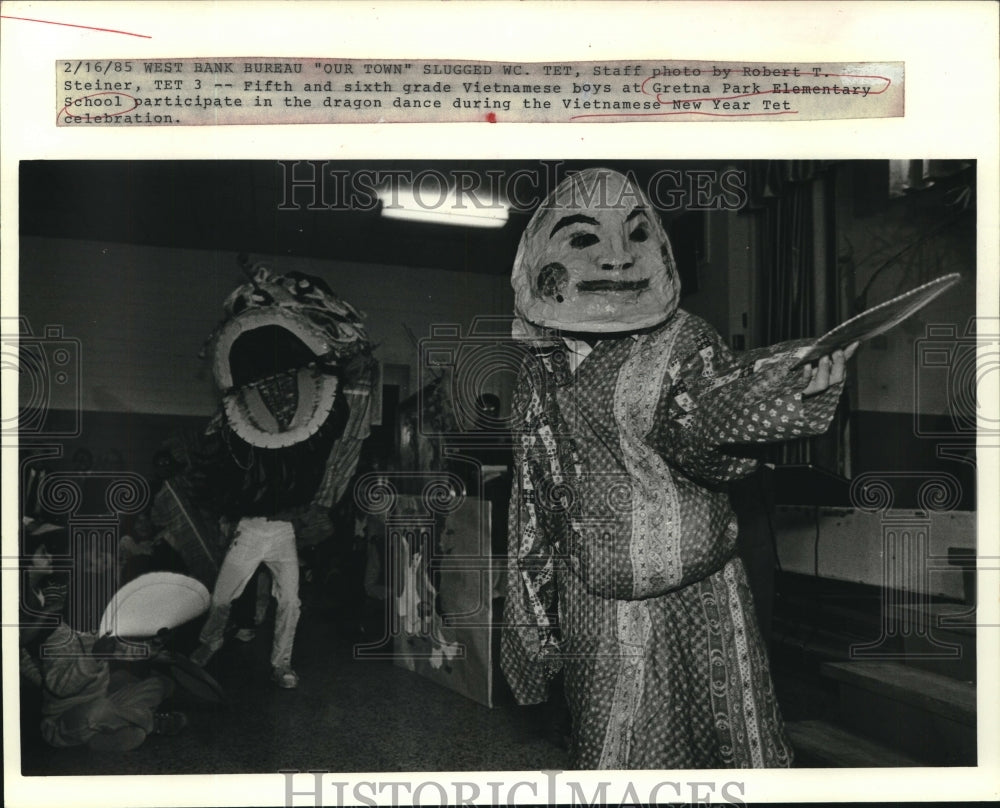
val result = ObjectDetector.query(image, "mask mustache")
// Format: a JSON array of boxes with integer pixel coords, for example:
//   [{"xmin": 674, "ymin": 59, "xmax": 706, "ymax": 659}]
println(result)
[{"xmin": 576, "ymin": 279, "xmax": 650, "ymax": 293}]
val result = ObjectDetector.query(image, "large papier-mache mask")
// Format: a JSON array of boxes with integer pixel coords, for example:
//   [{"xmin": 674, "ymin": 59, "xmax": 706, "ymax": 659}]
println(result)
[
  {"xmin": 210, "ymin": 263, "xmax": 372, "ymax": 449},
  {"xmin": 512, "ymin": 168, "xmax": 681, "ymax": 334}
]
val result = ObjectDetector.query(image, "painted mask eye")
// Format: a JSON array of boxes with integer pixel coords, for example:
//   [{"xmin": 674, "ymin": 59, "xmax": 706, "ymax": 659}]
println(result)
[
  {"xmin": 537, "ymin": 262, "xmax": 569, "ymax": 302},
  {"xmin": 569, "ymin": 232, "xmax": 599, "ymax": 249},
  {"xmin": 629, "ymin": 224, "xmax": 649, "ymax": 243}
]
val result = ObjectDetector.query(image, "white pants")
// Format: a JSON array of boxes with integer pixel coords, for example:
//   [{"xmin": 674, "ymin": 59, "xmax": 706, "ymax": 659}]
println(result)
[{"xmin": 198, "ymin": 518, "xmax": 300, "ymax": 669}]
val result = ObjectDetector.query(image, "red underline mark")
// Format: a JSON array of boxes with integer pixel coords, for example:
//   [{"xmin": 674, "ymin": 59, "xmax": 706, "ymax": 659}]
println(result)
[
  {"xmin": 571, "ymin": 71, "xmax": 890, "ymax": 121},
  {"xmin": 56, "ymin": 91, "xmax": 140, "ymax": 124},
  {"xmin": 570, "ymin": 110, "xmax": 799, "ymax": 121},
  {"xmin": 639, "ymin": 72, "xmax": 892, "ymax": 105},
  {"xmin": 0, "ymin": 15, "xmax": 152, "ymax": 38}
]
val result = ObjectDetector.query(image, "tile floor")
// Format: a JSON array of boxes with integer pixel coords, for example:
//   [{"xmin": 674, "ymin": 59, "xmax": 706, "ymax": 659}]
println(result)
[{"xmin": 19, "ymin": 603, "xmax": 570, "ymax": 776}]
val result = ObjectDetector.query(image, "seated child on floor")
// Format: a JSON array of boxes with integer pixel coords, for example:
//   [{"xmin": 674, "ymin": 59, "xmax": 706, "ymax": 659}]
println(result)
[{"xmin": 20, "ymin": 523, "xmax": 187, "ymax": 752}]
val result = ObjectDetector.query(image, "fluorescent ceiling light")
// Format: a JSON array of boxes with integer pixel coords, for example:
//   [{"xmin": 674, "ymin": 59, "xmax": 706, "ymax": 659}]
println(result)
[{"xmin": 378, "ymin": 185, "xmax": 509, "ymax": 228}]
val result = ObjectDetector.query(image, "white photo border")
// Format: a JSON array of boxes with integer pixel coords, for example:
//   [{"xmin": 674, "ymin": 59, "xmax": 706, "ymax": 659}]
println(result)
[{"xmin": 2, "ymin": 2, "xmax": 998, "ymax": 806}]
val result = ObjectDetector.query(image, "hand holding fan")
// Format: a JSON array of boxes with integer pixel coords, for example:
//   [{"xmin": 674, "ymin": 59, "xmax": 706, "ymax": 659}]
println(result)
[{"xmin": 791, "ymin": 273, "xmax": 962, "ymax": 369}]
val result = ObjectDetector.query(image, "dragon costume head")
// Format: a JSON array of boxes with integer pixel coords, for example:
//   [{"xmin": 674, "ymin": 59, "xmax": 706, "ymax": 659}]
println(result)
[
  {"xmin": 210, "ymin": 263, "xmax": 372, "ymax": 450},
  {"xmin": 512, "ymin": 168, "xmax": 681, "ymax": 335}
]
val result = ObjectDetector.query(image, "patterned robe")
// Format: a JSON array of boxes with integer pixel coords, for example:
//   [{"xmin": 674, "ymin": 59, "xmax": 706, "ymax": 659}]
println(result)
[{"xmin": 501, "ymin": 310, "xmax": 843, "ymax": 769}]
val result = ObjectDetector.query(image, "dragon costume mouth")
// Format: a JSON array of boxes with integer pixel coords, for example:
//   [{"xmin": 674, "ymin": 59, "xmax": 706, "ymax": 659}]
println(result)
[
  {"xmin": 215, "ymin": 313, "xmax": 341, "ymax": 449},
  {"xmin": 228, "ymin": 325, "xmax": 328, "ymax": 430},
  {"xmin": 229, "ymin": 325, "xmax": 321, "ymax": 385},
  {"xmin": 576, "ymin": 279, "xmax": 650, "ymax": 293}
]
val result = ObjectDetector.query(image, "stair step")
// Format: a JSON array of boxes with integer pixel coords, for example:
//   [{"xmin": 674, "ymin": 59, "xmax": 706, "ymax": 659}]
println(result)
[
  {"xmin": 822, "ymin": 661, "xmax": 976, "ymax": 765},
  {"xmin": 891, "ymin": 603, "xmax": 977, "ymax": 636},
  {"xmin": 822, "ymin": 661, "xmax": 975, "ymax": 724},
  {"xmin": 890, "ymin": 604, "xmax": 977, "ymax": 681},
  {"xmin": 772, "ymin": 623, "xmax": 865, "ymax": 665},
  {"xmin": 786, "ymin": 720, "xmax": 921, "ymax": 767}
]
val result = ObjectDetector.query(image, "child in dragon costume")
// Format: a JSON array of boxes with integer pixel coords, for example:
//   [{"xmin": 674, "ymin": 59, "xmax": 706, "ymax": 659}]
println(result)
[
  {"xmin": 190, "ymin": 263, "xmax": 376, "ymax": 689},
  {"xmin": 501, "ymin": 168, "xmax": 855, "ymax": 769}
]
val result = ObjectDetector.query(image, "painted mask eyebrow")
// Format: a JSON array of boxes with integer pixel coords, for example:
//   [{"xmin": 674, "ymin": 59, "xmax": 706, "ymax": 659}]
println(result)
[
  {"xmin": 625, "ymin": 206, "xmax": 648, "ymax": 223},
  {"xmin": 550, "ymin": 213, "xmax": 599, "ymax": 238}
]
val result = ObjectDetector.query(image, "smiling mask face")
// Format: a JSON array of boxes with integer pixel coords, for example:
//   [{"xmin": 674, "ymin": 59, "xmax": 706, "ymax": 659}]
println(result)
[{"xmin": 512, "ymin": 168, "xmax": 681, "ymax": 334}]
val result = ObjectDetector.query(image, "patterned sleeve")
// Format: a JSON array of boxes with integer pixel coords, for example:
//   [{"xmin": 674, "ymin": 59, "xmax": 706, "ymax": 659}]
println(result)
[
  {"xmin": 645, "ymin": 315, "xmax": 844, "ymax": 484},
  {"xmin": 314, "ymin": 356, "xmax": 376, "ymax": 508},
  {"xmin": 500, "ymin": 365, "xmax": 562, "ymax": 705}
]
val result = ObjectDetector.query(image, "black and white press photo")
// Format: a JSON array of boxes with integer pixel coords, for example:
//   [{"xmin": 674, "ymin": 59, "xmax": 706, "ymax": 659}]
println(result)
[{"xmin": 12, "ymin": 159, "xmax": 981, "ymax": 781}]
